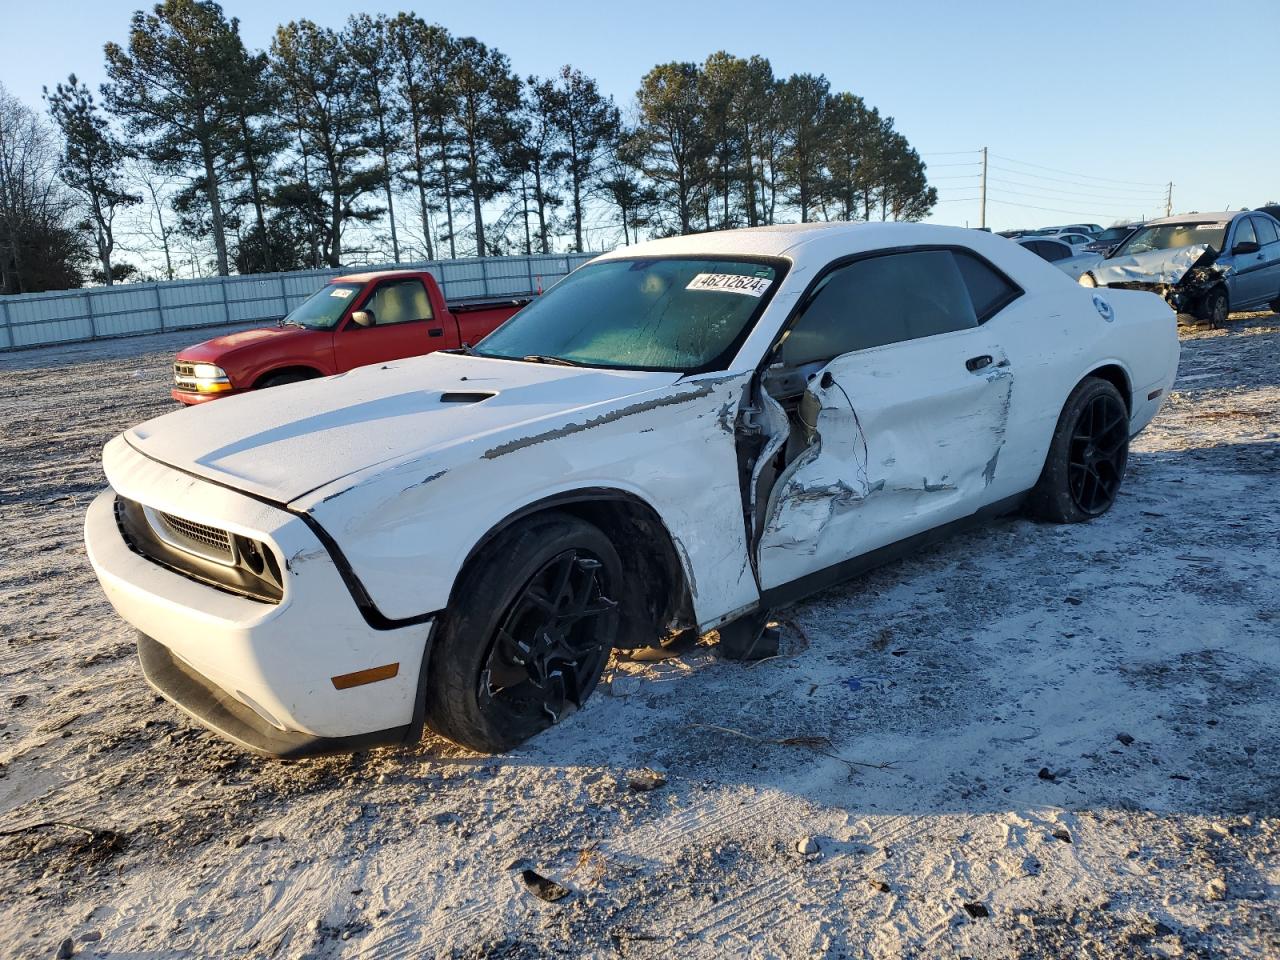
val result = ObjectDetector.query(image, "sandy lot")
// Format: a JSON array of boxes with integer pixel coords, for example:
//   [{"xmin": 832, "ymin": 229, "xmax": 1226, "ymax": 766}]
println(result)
[{"xmin": 1, "ymin": 315, "xmax": 1277, "ymax": 959}]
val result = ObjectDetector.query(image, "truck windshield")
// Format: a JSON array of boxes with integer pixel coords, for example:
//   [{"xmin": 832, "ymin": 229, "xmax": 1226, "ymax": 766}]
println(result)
[
  {"xmin": 475, "ymin": 257, "xmax": 783, "ymax": 372},
  {"xmin": 284, "ymin": 283, "xmax": 362, "ymax": 329},
  {"xmin": 1111, "ymin": 223, "xmax": 1226, "ymax": 258}
]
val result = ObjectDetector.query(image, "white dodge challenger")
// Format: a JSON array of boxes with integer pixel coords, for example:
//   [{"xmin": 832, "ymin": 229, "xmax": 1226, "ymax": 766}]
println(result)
[{"xmin": 85, "ymin": 223, "xmax": 1179, "ymax": 757}]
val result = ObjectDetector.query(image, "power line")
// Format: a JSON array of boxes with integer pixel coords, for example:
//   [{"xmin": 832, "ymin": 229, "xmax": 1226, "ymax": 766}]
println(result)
[
  {"xmin": 920, "ymin": 150, "xmax": 983, "ymax": 156},
  {"xmin": 985, "ymin": 178, "xmax": 1164, "ymax": 206},
  {"xmin": 925, "ymin": 161, "xmax": 983, "ymax": 168},
  {"xmin": 991, "ymin": 153, "xmax": 1164, "ymax": 188},
  {"xmin": 988, "ymin": 165, "xmax": 1166, "ymax": 199},
  {"xmin": 986, "ymin": 197, "xmax": 1125, "ymax": 218}
]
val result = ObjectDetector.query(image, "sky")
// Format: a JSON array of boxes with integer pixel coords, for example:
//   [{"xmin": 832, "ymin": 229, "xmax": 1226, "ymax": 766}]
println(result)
[{"xmin": 3, "ymin": 0, "xmax": 1278, "ymax": 239}]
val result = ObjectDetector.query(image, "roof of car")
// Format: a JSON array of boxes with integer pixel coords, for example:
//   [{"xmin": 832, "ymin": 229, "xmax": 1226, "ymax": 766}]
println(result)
[
  {"xmin": 1143, "ymin": 211, "xmax": 1242, "ymax": 226},
  {"xmin": 592, "ymin": 221, "xmax": 1023, "ymax": 268},
  {"xmin": 329, "ymin": 268, "xmax": 432, "ymax": 284}
]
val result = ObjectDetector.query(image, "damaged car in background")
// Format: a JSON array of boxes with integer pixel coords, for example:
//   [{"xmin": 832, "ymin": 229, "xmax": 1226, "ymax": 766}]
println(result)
[
  {"xmin": 1080, "ymin": 211, "xmax": 1280, "ymax": 324},
  {"xmin": 84, "ymin": 223, "xmax": 1179, "ymax": 757}
]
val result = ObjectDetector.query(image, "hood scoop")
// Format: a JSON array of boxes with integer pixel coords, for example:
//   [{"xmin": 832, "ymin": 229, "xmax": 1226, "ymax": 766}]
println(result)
[{"xmin": 439, "ymin": 391, "xmax": 496, "ymax": 404}]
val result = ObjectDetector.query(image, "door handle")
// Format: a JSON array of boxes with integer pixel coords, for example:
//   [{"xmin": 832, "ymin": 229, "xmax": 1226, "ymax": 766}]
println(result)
[
  {"xmin": 428, "ymin": 327, "xmax": 444, "ymax": 338},
  {"xmin": 965, "ymin": 354, "xmax": 993, "ymax": 372}
]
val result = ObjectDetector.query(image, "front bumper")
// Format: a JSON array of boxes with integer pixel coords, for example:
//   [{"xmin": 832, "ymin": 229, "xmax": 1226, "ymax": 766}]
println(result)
[
  {"xmin": 136, "ymin": 631, "xmax": 413, "ymax": 758},
  {"xmin": 84, "ymin": 448, "xmax": 433, "ymax": 755},
  {"xmin": 171, "ymin": 387, "xmax": 237, "ymax": 405},
  {"xmin": 1099, "ymin": 281, "xmax": 1199, "ymax": 315}
]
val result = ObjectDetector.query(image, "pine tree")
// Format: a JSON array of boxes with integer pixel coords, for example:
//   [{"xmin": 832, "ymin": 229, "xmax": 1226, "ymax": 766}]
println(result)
[
  {"xmin": 103, "ymin": 0, "xmax": 251, "ymax": 276},
  {"xmin": 43, "ymin": 75, "xmax": 139, "ymax": 285}
]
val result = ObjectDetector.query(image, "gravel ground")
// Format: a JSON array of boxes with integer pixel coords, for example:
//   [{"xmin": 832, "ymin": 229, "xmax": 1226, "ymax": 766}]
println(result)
[{"xmin": 0, "ymin": 315, "xmax": 1277, "ymax": 959}]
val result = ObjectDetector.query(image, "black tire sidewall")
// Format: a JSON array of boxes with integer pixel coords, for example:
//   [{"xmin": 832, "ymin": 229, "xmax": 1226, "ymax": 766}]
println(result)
[
  {"xmin": 425, "ymin": 512, "xmax": 622, "ymax": 752},
  {"xmin": 1027, "ymin": 378, "xmax": 1129, "ymax": 524},
  {"xmin": 1205, "ymin": 287, "xmax": 1228, "ymax": 324}
]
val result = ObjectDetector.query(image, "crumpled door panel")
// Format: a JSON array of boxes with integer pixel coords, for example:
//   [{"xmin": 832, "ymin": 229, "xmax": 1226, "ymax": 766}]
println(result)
[{"xmin": 755, "ymin": 337, "xmax": 1014, "ymax": 591}]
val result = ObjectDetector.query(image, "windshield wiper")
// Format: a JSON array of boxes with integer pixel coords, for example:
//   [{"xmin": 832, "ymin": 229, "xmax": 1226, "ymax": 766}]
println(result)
[
  {"xmin": 277, "ymin": 317, "xmax": 305, "ymax": 329},
  {"xmin": 520, "ymin": 354, "xmax": 586, "ymax": 367}
]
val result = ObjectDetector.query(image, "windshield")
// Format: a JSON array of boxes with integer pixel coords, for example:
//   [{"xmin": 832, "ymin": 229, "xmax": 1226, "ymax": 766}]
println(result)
[
  {"xmin": 284, "ymin": 283, "xmax": 362, "ymax": 329},
  {"xmin": 476, "ymin": 257, "xmax": 783, "ymax": 372},
  {"xmin": 1096, "ymin": 226, "xmax": 1135, "ymax": 243},
  {"xmin": 1111, "ymin": 222, "xmax": 1226, "ymax": 258}
]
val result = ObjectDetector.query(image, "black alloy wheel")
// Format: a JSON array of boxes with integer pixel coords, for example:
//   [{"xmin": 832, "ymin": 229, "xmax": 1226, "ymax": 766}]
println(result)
[
  {"xmin": 1026, "ymin": 377, "xmax": 1130, "ymax": 524},
  {"xmin": 1066, "ymin": 391, "xmax": 1129, "ymax": 517},
  {"xmin": 480, "ymin": 549, "xmax": 617, "ymax": 723},
  {"xmin": 425, "ymin": 511, "xmax": 624, "ymax": 752}
]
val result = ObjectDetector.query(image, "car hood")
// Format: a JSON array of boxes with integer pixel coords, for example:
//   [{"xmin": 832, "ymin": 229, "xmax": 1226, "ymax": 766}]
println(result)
[
  {"xmin": 1093, "ymin": 244, "xmax": 1217, "ymax": 286},
  {"xmin": 176, "ymin": 325, "xmax": 323, "ymax": 363},
  {"xmin": 124, "ymin": 352, "xmax": 683, "ymax": 504}
]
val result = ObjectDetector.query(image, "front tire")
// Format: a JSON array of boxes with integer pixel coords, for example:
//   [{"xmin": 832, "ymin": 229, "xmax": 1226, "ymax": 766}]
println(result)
[
  {"xmin": 1203, "ymin": 286, "xmax": 1229, "ymax": 325},
  {"xmin": 1026, "ymin": 378, "xmax": 1129, "ymax": 524},
  {"xmin": 257, "ymin": 369, "xmax": 316, "ymax": 389},
  {"xmin": 425, "ymin": 512, "xmax": 622, "ymax": 752}
]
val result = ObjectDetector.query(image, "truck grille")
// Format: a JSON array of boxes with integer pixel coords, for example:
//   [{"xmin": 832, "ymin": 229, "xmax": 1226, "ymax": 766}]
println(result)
[
  {"xmin": 173, "ymin": 362, "xmax": 198, "ymax": 393},
  {"xmin": 158, "ymin": 511, "xmax": 234, "ymax": 561}
]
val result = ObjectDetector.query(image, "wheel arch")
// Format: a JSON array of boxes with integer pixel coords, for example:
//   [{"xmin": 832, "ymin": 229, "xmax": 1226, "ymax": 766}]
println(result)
[
  {"xmin": 1082, "ymin": 362, "xmax": 1132, "ymax": 412},
  {"xmin": 448, "ymin": 487, "xmax": 696, "ymax": 651},
  {"xmin": 251, "ymin": 364, "xmax": 325, "ymax": 389}
]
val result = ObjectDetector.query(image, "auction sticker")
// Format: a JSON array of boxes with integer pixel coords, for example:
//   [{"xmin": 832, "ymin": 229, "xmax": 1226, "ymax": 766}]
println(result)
[
  {"xmin": 686, "ymin": 273, "xmax": 773, "ymax": 297},
  {"xmin": 330, "ymin": 288, "xmax": 354, "ymax": 298}
]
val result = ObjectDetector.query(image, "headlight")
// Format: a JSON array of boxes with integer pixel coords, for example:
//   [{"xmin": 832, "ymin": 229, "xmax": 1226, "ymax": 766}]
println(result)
[
  {"xmin": 192, "ymin": 363, "xmax": 227, "ymax": 380},
  {"xmin": 1078, "ymin": 272, "xmax": 1097, "ymax": 288}
]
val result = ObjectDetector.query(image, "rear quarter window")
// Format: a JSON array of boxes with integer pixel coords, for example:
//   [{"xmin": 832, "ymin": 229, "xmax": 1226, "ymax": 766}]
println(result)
[{"xmin": 954, "ymin": 250, "xmax": 1022, "ymax": 322}]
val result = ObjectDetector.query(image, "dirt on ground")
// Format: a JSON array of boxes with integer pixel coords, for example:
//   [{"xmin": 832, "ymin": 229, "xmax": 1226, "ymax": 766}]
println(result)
[{"xmin": 0, "ymin": 315, "xmax": 1277, "ymax": 959}]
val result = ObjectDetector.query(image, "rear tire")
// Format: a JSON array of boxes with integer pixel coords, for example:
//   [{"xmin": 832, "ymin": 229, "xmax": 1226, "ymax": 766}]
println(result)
[
  {"xmin": 426, "ymin": 512, "xmax": 622, "ymax": 753},
  {"xmin": 1025, "ymin": 378, "xmax": 1129, "ymax": 524}
]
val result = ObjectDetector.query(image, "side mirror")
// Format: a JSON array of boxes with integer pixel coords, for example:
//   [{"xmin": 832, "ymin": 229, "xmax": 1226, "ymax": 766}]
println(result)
[
  {"xmin": 1233, "ymin": 240, "xmax": 1261, "ymax": 256},
  {"xmin": 350, "ymin": 309, "xmax": 374, "ymax": 328}
]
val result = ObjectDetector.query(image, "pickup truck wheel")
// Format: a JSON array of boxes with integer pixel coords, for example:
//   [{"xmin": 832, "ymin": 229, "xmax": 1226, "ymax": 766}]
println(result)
[
  {"xmin": 426, "ymin": 512, "xmax": 622, "ymax": 752},
  {"xmin": 1025, "ymin": 378, "xmax": 1129, "ymax": 524},
  {"xmin": 257, "ymin": 370, "xmax": 315, "ymax": 389}
]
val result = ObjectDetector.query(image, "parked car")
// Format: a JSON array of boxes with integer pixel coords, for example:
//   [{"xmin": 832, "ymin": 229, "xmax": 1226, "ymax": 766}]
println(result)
[
  {"xmin": 1056, "ymin": 223, "xmax": 1103, "ymax": 236},
  {"xmin": 1253, "ymin": 204, "xmax": 1280, "ymax": 224},
  {"xmin": 1080, "ymin": 211, "xmax": 1280, "ymax": 323},
  {"xmin": 1048, "ymin": 231, "xmax": 1096, "ymax": 253},
  {"xmin": 1083, "ymin": 223, "xmax": 1141, "ymax": 255},
  {"xmin": 85, "ymin": 222, "xmax": 1178, "ymax": 757},
  {"xmin": 170, "ymin": 269, "xmax": 529, "ymax": 404},
  {"xmin": 1016, "ymin": 236, "xmax": 1101, "ymax": 281}
]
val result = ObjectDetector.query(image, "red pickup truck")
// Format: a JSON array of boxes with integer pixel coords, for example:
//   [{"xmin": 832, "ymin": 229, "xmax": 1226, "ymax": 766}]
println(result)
[{"xmin": 171, "ymin": 269, "xmax": 529, "ymax": 404}]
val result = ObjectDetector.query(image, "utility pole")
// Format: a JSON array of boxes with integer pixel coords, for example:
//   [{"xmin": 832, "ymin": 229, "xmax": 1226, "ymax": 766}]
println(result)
[
  {"xmin": 1165, "ymin": 181, "xmax": 1173, "ymax": 217},
  {"xmin": 979, "ymin": 146, "xmax": 988, "ymax": 229}
]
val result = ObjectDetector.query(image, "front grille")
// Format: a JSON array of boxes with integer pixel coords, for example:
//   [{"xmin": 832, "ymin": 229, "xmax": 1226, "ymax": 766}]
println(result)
[
  {"xmin": 173, "ymin": 362, "xmax": 200, "ymax": 393},
  {"xmin": 115, "ymin": 496, "xmax": 282, "ymax": 604},
  {"xmin": 159, "ymin": 512, "xmax": 234, "ymax": 561}
]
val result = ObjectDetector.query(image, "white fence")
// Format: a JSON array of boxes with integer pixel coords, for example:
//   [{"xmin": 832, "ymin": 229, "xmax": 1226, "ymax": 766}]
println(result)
[{"xmin": 0, "ymin": 252, "xmax": 597, "ymax": 351}]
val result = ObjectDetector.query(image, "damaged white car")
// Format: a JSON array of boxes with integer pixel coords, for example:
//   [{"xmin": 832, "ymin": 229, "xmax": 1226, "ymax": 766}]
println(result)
[
  {"xmin": 1080, "ymin": 211, "xmax": 1280, "ymax": 324},
  {"xmin": 85, "ymin": 223, "xmax": 1179, "ymax": 757}
]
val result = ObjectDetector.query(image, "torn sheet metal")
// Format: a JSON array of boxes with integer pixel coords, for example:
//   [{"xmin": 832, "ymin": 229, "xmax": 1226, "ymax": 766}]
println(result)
[{"xmin": 755, "ymin": 340, "xmax": 1014, "ymax": 591}]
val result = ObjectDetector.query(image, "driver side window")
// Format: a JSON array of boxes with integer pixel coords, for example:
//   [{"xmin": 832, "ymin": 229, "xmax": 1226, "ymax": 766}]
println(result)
[
  {"xmin": 364, "ymin": 279, "xmax": 434, "ymax": 326},
  {"xmin": 780, "ymin": 250, "xmax": 979, "ymax": 367},
  {"xmin": 1233, "ymin": 218, "xmax": 1257, "ymax": 249}
]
